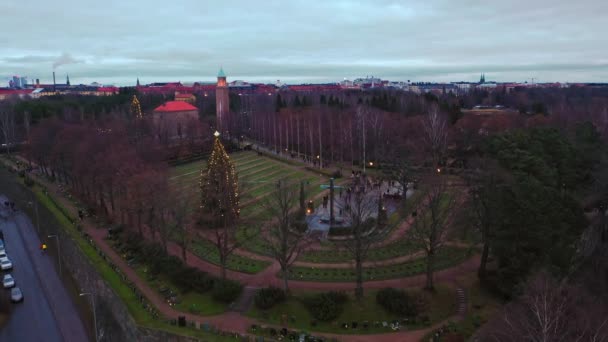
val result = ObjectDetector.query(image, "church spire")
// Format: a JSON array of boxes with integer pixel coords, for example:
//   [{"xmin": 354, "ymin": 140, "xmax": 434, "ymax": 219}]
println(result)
[
  {"xmin": 136, "ymin": 77, "xmax": 140, "ymax": 87},
  {"xmin": 66, "ymin": 74, "xmax": 70, "ymax": 86}
]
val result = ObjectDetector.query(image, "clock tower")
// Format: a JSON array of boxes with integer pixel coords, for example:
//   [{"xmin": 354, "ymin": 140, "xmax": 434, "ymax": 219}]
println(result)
[{"xmin": 216, "ymin": 67, "xmax": 229, "ymax": 133}]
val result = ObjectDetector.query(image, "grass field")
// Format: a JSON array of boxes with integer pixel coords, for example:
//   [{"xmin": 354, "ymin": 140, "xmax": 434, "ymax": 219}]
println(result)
[
  {"xmin": 169, "ymin": 151, "xmax": 330, "ymax": 220},
  {"xmin": 168, "ymin": 151, "xmax": 334, "ymax": 270},
  {"xmin": 285, "ymin": 246, "xmax": 472, "ymax": 282}
]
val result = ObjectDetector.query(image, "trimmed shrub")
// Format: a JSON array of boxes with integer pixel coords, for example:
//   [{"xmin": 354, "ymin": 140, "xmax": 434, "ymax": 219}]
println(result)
[
  {"xmin": 254, "ymin": 287, "xmax": 286, "ymax": 310},
  {"xmin": 325, "ymin": 291, "xmax": 348, "ymax": 304},
  {"xmin": 24, "ymin": 176, "xmax": 35, "ymax": 187},
  {"xmin": 376, "ymin": 288, "xmax": 418, "ymax": 317},
  {"xmin": 212, "ymin": 279, "xmax": 243, "ymax": 303},
  {"xmin": 303, "ymin": 291, "xmax": 348, "ymax": 321},
  {"xmin": 172, "ymin": 266, "xmax": 214, "ymax": 293}
]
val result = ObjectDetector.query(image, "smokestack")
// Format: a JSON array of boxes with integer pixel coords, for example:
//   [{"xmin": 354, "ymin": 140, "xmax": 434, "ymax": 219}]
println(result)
[{"xmin": 53, "ymin": 71, "xmax": 56, "ymax": 92}]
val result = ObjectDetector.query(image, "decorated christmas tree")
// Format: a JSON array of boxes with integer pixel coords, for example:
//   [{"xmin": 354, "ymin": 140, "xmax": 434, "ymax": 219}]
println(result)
[
  {"xmin": 200, "ymin": 131, "xmax": 240, "ymax": 226},
  {"xmin": 131, "ymin": 95, "xmax": 143, "ymax": 119}
]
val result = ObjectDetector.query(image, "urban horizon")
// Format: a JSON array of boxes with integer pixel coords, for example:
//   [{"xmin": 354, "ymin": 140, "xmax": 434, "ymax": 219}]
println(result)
[{"xmin": 4, "ymin": 70, "xmax": 606, "ymax": 88}]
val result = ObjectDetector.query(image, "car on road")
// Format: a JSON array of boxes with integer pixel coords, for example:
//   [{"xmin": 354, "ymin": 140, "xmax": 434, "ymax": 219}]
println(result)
[
  {"xmin": 0, "ymin": 257, "xmax": 13, "ymax": 271},
  {"xmin": 2, "ymin": 274, "xmax": 14, "ymax": 288},
  {"xmin": 10, "ymin": 287, "xmax": 23, "ymax": 302},
  {"xmin": 0, "ymin": 238, "xmax": 5, "ymax": 250}
]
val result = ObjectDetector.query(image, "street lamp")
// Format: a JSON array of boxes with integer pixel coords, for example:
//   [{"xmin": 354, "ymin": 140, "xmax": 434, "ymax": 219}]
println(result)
[
  {"xmin": 48, "ymin": 234, "xmax": 61, "ymax": 276},
  {"xmin": 80, "ymin": 292, "xmax": 98, "ymax": 342},
  {"xmin": 27, "ymin": 196, "xmax": 40, "ymax": 234}
]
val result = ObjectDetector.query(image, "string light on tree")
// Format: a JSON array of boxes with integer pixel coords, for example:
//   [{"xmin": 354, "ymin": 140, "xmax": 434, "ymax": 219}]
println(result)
[
  {"xmin": 200, "ymin": 131, "xmax": 240, "ymax": 226},
  {"xmin": 131, "ymin": 95, "xmax": 143, "ymax": 119}
]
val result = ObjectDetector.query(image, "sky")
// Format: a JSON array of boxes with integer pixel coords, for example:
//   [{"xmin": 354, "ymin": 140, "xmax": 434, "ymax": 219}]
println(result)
[{"xmin": 2, "ymin": 0, "xmax": 608, "ymax": 86}]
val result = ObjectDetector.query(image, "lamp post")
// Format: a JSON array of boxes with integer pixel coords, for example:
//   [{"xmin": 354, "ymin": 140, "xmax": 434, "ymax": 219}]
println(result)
[
  {"xmin": 80, "ymin": 292, "xmax": 98, "ymax": 342},
  {"xmin": 47, "ymin": 234, "xmax": 61, "ymax": 276},
  {"xmin": 28, "ymin": 194, "xmax": 40, "ymax": 234}
]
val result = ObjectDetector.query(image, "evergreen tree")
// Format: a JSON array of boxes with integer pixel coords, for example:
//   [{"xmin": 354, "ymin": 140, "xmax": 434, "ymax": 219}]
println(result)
[
  {"xmin": 320, "ymin": 94, "xmax": 327, "ymax": 104},
  {"xmin": 130, "ymin": 95, "xmax": 143, "ymax": 119},
  {"xmin": 200, "ymin": 132, "xmax": 240, "ymax": 226},
  {"xmin": 294, "ymin": 95, "xmax": 301, "ymax": 107},
  {"xmin": 200, "ymin": 132, "xmax": 247, "ymax": 279}
]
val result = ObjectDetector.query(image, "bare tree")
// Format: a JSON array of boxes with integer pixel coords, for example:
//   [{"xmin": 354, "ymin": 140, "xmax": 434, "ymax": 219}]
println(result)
[
  {"xmin": 165, "ymin": 178, "xmax": 194, "ymax": 261},
  {"xmin": 480, "ymin": 271, "xmax": 608, "ymax": 342},
  {"xmin": 409, "ymin": 175, "xmax": 455, "ymax": 290},
  {"xmin": 339, "ymin": 189, "xmax": 380, "ymax": 299},
  {"xmin": 423, "ymin": 104, "xmax": 447, "ymax": 166},
  {"xmin": 261, "ymin": 179, "xmax": 309, "ymax": 293}
]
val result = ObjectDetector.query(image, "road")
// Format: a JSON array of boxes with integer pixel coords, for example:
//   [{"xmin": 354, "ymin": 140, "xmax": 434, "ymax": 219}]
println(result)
[{"xmin": 0, "ymin": 195, "xmax": 89, "ymax": 342}]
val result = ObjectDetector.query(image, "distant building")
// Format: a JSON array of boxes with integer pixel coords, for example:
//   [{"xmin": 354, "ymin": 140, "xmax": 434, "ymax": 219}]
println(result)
[
  {"xmin": 153, "ymin": 101, "xmax": 199, "ymax": 139},
  {"xmin": 11, "ymin": 76, "xmax": 22, "ymax": 88},
  {"xmin": 0, "ymin": 88, "xmax": 33, "ymax": 100},
  {"xmin": 452, "ymin": 82, "xmax": 473, "ymax": 93},
  {"xmin": 354, "ymin": 76, "xmax": 383, "ymax": 88},
  {"xmin": 175, "ymin": 92, "xmax": 196, "ymax": 104}
]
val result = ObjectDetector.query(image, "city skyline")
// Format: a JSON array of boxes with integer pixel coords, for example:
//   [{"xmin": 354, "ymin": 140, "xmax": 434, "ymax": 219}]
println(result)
[{"xmin": 2, "ymin": 0, "xmax": 608, "ymax": 85}]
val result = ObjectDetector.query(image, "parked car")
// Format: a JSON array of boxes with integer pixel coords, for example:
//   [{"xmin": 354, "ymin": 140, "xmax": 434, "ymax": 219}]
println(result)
[
  {"xmin": 10, "ymin": 287, "xmax": 23, "ymax": 302},
  {"xmin": 0, "ymin": 257, "xmax": 13, "ymax": 271},
  {"xmin": 0, "ymin": 239, "xmax": 5, "ymax": 250},
  {"xmin": 2, "ymin": 274, "xmax": 14, "ymax": 288},
  {"xmin": 0, "ymin": 250, "xmax": 6, "ymax": 258}
]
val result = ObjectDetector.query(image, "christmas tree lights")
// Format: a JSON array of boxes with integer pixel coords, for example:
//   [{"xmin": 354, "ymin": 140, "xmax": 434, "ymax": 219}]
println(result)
[
  {"xmin": 131, "ymin": 95, "xmax": 143, "ymax": 119},
  {"xmin": 200, "ymin": 131, "xmax": 240, "ymax": 226}
]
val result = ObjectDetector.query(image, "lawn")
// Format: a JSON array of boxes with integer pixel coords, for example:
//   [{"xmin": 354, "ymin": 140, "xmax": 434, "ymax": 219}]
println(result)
[
  {"xmin": 297, "ymin": 235, "xmax": 420, "ymax": 263},
  {"xmin": 285, "ymin": 246, "xmax": 472, "ymax": 282},
  {"xmin": 169, "ymin": 151, "xmax": 329, "ymax": 221},
  {"xmin": 189, "ymin": 236, "xmax": 272, "ymax": 274},
  {"xmin": 247, "ymin": 286, "xmax": 456, "ymax": 334},
  {"xmin": 131, "ymin": 263, "xmax": 227, "ymax": 316}
]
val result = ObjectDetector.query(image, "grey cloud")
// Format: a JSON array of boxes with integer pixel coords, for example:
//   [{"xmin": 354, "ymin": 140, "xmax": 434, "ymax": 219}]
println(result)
[{"xmin": 1, "ymin": 0, "xmax": 607, "ymax": 85}]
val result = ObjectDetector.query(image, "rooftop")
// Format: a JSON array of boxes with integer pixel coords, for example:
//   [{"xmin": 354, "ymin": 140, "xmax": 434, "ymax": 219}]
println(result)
[
  {"xmin": 218, "ymin": 67, "xmax": 226, "ymax": 78},
  {"xmin": 153, "ymin": 101, "xmax": 198, "ymax": 112}
]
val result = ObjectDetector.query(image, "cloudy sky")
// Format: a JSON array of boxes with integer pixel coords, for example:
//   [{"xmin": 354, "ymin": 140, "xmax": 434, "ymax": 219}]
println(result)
[{"xmin": 2, "ymin": 0, "xmax": 607, "ymax": 85}]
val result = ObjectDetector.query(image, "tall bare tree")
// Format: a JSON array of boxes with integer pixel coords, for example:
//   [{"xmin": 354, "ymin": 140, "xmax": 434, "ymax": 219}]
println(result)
[
  {"xmin": 340, "ymin": 190, "xmax": 380, "ymax": 299},
  {"xmin": 164, "ymin": 178, "xmax": 194, "ymax": 260},
  {"xmin": 262, "ymin": 179, "xmax": 309, "ymax": 293},
  {"xmin": 465, "ymin": 158, "xmax": 506, "ymax": 278},
  {"xmin": 423, "ymin": 104, "xmax": 448, "ymax": 167},
  {"xmin": 409, "ymin": 175, "xmax": 455, "ymax": 290}
]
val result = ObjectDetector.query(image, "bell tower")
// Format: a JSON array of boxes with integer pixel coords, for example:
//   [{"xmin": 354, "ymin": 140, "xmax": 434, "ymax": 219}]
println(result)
[{"xmin": 216, "ymin": 67, "xmax": 229, "ymax": 133}]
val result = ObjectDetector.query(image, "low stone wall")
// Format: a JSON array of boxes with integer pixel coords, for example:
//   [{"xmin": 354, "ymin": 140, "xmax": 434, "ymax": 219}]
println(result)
[{"xmin": 56, "ymin": 227, "xmax": 140, "ymax": 342}]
